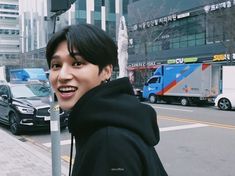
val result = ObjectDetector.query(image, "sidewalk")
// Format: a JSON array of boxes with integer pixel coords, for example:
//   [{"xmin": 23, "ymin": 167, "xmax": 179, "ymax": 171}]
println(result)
[{"xmin": 0, "ymin": 128, "xmax": 69, "ymax": 176}]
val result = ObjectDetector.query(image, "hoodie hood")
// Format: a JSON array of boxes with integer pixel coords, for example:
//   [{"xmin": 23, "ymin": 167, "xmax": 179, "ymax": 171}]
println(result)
[{"xmin": 68, "ymin": 77, "xmax": 160, "ymax": 146}]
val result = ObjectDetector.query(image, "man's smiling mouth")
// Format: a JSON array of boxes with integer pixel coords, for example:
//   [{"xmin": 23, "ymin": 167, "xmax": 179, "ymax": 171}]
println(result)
[{"xmin": 58, "ymin": 86, "xmax": 78, "ymax": 93}]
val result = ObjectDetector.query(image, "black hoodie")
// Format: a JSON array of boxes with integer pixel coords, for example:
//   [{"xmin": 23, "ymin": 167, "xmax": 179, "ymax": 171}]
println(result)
[{"xmin": 68, "ymin": 77, "xmax": 168, "ymax": 176}]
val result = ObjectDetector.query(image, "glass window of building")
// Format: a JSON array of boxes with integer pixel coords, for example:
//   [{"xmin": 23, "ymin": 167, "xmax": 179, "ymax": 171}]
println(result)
[
  {"xmin": 94, "ymin": 20, "xmax": 101, "ymax": 29},
  {"xmin": 95, "ymin": 0, "xmax": 103, "ymax": 12},
  {"xmin": 123, "ymin": 0, "xmax": 129, "ymax": 15},
  {"xmin": 106, "ymin": 21, "xmax": 116, "ymax": 40},
  {"xmin": 206, "ymin": 7, "xmax": 235, "ymax": 44},
  {"xmin": 109, "ymin": 0, "xmax": 115, "ymax": 13},
  {"xmin": 0, "ymin": 4, "xmax": 18, "ymax": 10},
  {"xmin": 77, "ymin": 0, "xmax": 86, "ymax": 10},
  {"xmin": 76, "ymin": 18, "xmax": 86, "ymax": 24}
]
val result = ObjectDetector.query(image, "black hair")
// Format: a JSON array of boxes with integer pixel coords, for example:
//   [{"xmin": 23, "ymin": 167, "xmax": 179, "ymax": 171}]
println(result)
[{"xmin": 46, "ymin": 24, "xmax": 118, "ymax": 72}]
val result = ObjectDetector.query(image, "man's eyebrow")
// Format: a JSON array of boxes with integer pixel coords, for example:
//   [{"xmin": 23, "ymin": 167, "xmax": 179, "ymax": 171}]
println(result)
[
  {"xmin": 70, "ymin": 52, "xmax": 80, "ymax": 56},
  {"xmin": 51, "ymin": 55, "xmax": 60, "ymax": 60}
]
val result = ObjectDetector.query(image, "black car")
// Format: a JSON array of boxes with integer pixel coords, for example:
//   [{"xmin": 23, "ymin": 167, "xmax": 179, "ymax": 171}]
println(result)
[{"xmin": 0, "ymin": 82, "xmax": 68, "ymax": 135}]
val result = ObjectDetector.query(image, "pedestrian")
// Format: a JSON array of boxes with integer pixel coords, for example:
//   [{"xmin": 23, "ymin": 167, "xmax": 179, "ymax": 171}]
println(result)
[{"xmin": 46, "ymin": 24, "xmax": 168, "ymax": 176}]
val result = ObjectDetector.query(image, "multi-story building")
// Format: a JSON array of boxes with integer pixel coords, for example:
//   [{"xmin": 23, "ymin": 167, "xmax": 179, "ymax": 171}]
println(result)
[
  {"xmin": 18, "ymin": 0, "xmax": 137, "ymax": 69},
  {"xmin": 18, "ymin": 0, "xmax": 49, "ymax": 69},
  {"xmin": 0, "ymin": 0, "xmax": 20, "ymax": 67},
  {"xmin": 127, "ymin": 0, "xmax": 235, "ymax": 87},
  {"xmin": 75, "ymin": 0, "xmax": 138, "ymax": 40}
]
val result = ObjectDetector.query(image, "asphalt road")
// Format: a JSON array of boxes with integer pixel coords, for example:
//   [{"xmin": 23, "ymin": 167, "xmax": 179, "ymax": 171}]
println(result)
[
  {"xmin": 1, "ymin": 103, "xmax": 235, "ymax": 176},
  {"xmin": 152, "ymin": 103, "xmax": 235, "ymax": 176}
]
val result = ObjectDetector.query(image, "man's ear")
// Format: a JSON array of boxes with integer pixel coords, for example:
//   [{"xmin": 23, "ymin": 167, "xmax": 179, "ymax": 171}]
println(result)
[{"xmin": 102, "ymin": 64, "xmax": 113, "ymax": 80}]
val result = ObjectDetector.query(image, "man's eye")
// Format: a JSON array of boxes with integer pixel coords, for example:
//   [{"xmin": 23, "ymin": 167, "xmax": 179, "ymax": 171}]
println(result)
[
  {"xmin": 51, "ymin": 63, "xmax": 61, "ymax": 69},
  {"xmin": 73, "ymin": 62, "xmax": 82, "ymax": 67}
]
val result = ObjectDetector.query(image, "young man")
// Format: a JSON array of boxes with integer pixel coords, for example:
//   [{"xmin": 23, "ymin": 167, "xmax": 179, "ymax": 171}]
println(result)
[{"xmin": 46, "ymin": 24, "xmax": 168, "ymax": 176}]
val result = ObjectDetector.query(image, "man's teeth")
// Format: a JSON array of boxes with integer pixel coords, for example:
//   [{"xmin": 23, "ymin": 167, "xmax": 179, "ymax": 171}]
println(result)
[{"xmin": 59, "ymin": 87, "xmax": 77, "ymax": 92}]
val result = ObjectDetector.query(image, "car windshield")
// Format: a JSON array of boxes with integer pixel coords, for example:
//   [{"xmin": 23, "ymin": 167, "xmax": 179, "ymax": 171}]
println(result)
[{"xmin": 11, "ymin": 84, "xmax": 51, "ymax": 98}]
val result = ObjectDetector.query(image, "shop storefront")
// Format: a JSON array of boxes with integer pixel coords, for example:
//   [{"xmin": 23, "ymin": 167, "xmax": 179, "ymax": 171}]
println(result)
[{"xmin": 127, "ymin": 0, "xmax": 235, "ymax": 87}]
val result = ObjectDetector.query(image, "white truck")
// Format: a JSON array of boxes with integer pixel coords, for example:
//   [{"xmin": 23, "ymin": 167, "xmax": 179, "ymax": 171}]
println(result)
[
  {"xmin": 142, "ymin": 63, "xmax": 221, "ymax": 106},
  {"xmin": 222, "ymin": 65, "xmax": 235, "ymax": 93}
]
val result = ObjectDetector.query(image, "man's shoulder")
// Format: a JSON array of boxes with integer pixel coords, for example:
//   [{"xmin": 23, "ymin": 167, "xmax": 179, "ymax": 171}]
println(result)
[{"xmin": 90, "ymin": 126, "xmax": 145, "ymax": 145}]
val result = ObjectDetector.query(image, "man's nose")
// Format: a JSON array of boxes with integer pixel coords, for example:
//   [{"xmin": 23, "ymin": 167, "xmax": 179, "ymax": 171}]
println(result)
[{"xmin": 58, "ymin": 64, "xmax": 73, "ymax": 82}]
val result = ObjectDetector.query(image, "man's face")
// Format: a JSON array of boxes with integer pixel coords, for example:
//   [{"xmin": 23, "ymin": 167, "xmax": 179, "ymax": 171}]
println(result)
[{"xmin": 49, "ymin": 41, "xmax": 112, "ymax": 110}]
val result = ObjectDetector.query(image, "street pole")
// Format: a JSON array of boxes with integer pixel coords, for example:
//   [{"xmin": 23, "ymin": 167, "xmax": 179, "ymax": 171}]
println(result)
[
  {"xmin": 49, "ymin": 94, "xmax": 61, "ymax": 176},
  {"xmin": 47, "ymin": 0, "xmax": 61, "ymax": 176}
]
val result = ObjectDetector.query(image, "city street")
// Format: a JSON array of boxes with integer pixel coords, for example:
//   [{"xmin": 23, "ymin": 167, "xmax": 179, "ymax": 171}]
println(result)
[
  {"xmin": 153, "ymin": 103, "xmax": 235, "ymax": 176},
  {"xmin": 1, "ymin": 0, "xmax": 235, "ymax": 175},
  {"xmin": 1, "ymin": 103, "xmax": 235, "ymax": 176}
]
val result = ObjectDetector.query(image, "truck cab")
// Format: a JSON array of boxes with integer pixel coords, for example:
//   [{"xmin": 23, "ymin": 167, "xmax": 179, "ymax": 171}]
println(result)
[{"xmin": 143, "ymin": 75, "xmax": 162, "ymax": 103}]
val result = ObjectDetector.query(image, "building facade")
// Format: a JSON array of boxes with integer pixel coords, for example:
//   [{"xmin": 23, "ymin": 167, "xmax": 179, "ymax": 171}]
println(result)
[
  {"xmin": 18, "ymin": 0, "xmax": 53, "ymax": 69},
  {"xmin": 17, "ymin": 0, "xmax": 137, "ymax": 69},
  {"xmin": 74, "ymin": 0, "xmax": 138, "ymax": 41},
  {"xmin": 0, "ymin": 0, "xmax": 20, "ymax": 66},
  {"xmin": 127, "ymin": 0, "xmax": 235, "ymax": 87}
]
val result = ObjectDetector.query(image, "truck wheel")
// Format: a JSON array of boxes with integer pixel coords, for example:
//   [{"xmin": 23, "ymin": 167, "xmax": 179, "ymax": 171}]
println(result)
[
  {"xmin": 218, "ymin": 98, "xmax": 231, "ymax": 110},
  {"xmin": 149, "ymin": 94, "xmax": 157, "ymax": 103},
  {"xmin": 9, "ymin": 113, "xmax": 21, "ymax": 135},
  {"xmin": 181, "ymin": 98, "xmax": 189, "ymax": 106}
]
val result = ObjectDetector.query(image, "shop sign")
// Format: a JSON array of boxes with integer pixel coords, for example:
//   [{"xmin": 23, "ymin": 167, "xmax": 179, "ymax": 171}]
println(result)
[
  {"xmin": 128, "ymin": 61, "xmax": 158, "ymax": 67},
  {"xmin": 128, "ymin": 61, "xmax": 159, "ymax": 70},
  {"xmin": 213, "ymin": 54, "xmax": 235, "ymax": 61},
  {"xmin": 213, "ymin": 54, "xmax": 225, "ymax": 61},
  {"xmin": 167, "ymin": 57, "xmax": 198, "ymax": 64},
  {"xmin": 177, "ymin": 12, "xmax": 190, "ymax": 19},
  {"xmin": 132, "ymin": 12, "xmax": 190, "ymax": 31},
  {"xmin": 204, "ymin": 0, "xmax": 235, "ymax": 13}
]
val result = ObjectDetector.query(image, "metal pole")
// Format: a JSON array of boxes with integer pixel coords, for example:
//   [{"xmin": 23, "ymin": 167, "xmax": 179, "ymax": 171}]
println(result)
[
  {"xmin": 47, "ymin": 0, "xmax": 61, "ymax": 176},
  {"xmin": 49, "ymin": 94, "xmax": 61, "ymax": 176}
]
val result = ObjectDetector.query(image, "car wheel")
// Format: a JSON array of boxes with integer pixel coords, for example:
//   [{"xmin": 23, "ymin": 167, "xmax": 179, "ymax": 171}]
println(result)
[
  {"xmin": 9, "ymin": 113, "xmax": 21, "ymax": 135},
  {"xmin": 149, "ymin": 94, "xmax": 157, "ymax": 103},
  {"xmin": 181, "ymin": 97, "xmax": 189, "ymax": 106},
  {"xmin": 218, "ymin": 98, "xmax": 231, "ymax": 110}
]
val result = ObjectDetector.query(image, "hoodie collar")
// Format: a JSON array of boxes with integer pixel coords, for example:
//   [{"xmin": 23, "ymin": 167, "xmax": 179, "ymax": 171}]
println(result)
[{"xmin": 68, "ymin": 77, "xmax": 160, "ymax": 146}]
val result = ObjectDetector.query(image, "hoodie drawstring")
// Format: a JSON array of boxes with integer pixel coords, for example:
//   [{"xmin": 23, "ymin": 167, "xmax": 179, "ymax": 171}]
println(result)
[{"xmin": 69, "ymin": 134, "xmax": 74, "ymax": 176}]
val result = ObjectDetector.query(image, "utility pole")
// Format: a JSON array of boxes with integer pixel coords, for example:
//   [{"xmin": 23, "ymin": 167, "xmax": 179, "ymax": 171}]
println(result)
[{"xmin": 47, "ymin": 1, "xmax": 61, "ymax": 176}]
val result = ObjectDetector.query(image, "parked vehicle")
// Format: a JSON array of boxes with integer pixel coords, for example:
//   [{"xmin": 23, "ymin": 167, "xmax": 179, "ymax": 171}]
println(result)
[
  {"xmin": 142, "ymin": 63, "xmax": 220, "ymax": 106},
  {"xmin": 133, "ymin": 87, "xmax": 144, "ymax": 101},
  {"xmin": 9, "ymin": 68, "xmax": 48, "ymax": 82},
  {"xmin": 214, "ymin": 93, "xmax": 235, "ymax": 110},
  {"xmin": 0, "ymin": 82, "xmax": 68, "ymax": 135},
  {"xmin": 214, "ymin": 65, "xmax": 235, "ymax": 110},
  {"xmin": 0, "ymin": 66, "xmax": 48, "ymax": 82}
]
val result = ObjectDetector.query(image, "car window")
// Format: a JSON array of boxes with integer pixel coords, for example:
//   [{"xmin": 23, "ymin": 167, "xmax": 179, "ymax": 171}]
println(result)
[
  {"xmin": 26, "ymin": 84, "xmax": 51, "ymax": 97},
  {"xmin": 0, "ymin": 85, "xmax": 4, "ymax": 96},
  {"xmin": 0, "ymin": 85, "xmax": 9, "ymax": 96},
  {"xmin": 11, "ymin": 84, "xmax": 51, "ymax": 98},
  {"xmin": 148, "ymin": 77, "xmax": 160, "ymax": 84}
]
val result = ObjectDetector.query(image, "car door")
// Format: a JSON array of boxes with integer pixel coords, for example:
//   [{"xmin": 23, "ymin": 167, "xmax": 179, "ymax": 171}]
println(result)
[{"xmin": 0, "ymin": 85, "xmax": 10, "ymax": 123}]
